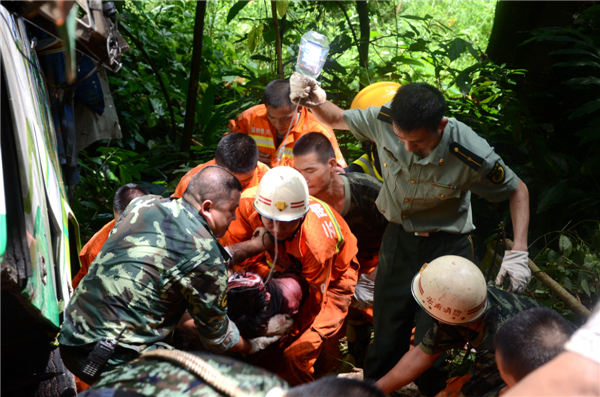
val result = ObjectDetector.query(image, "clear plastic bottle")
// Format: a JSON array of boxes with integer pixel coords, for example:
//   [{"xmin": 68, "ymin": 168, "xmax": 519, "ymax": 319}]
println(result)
[{"xmin": 296, "ymin": 31, "xmax": 329, "ymax": 79}]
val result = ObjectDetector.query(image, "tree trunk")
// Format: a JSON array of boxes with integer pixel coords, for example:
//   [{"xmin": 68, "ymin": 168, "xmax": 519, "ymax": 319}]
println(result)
[
  {"xmin": 355, "ymin": 0, "xmax": 370, "ymax": 88},
  {"xmin": 181, "ymin": 0, "xmax": 207, "ymax": 154},
  {"xmin": 271, "ymin": 1, "xmax": 283, "ymax": 79}
]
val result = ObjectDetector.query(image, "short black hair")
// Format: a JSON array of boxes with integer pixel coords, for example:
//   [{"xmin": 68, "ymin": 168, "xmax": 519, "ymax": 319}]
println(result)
[
  {"xmin": 227, "ymin": 284, "xmax": 271, "ymax": 339},
  {"xmin": 292, "ymin": 132, "xmax": 336, "ymax": 165},
  {"xmin": 264, "ymin": 79, "xmax": 293, "ymax": 109},
  {"xmin": 183, "ymin": 166, "xmax": 242, "ymax": 207},
  {"xmin": 215, "ymin": 133, "xmax": 259, "ymax": 174},
  {"xmin": 266, "ymin": 271, "xmax": 309, "ymax": 317},
  {"xmin": 493, "ymin": 307, "xmax": 575, "ymax": 382},
  {"xmin": 285, "ymin": 377, "xmax": 385, "ymax": 397},
  {"xmin": 391, "ymin": 82, "xmax": 446, "ymax": 133},
  {"xmin": 113, "ymin": 183, "xmax": 150, "ymax": 215}
]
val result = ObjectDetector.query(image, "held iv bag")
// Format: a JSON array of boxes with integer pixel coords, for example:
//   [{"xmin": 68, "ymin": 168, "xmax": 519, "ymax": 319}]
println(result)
[{"xmin": 296, "ymin": 31, "xmax": 329, "ymax": 78}]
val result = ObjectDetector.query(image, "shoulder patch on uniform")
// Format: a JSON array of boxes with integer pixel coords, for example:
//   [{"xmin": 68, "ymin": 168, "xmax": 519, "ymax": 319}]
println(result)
[
  {"xmin": 377, "ymin": 106, "xmax": 393, "ymax": 124},
  {"xmin": 383, "ymin": 147, "xmax": 398, "ymax": 162},
  {"xmin": 449, "ymin": 142, "xmax": 484, "ymax": 171},
  {"xmin": 487, "ymin": 161, "xmax": 506, "ymax": 184}
]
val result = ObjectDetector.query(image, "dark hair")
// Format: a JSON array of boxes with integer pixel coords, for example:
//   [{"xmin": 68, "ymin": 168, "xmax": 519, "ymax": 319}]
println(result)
[
  {"xmin": 113, "ymin": 183, "xmax": 150, "ymax": 215},
  {"xmin": 215, "ymin": 133, "xmax": 259, "ymax": 174},
  {"xmin": 227, "ymin": 285, "xmax": 271, "ymax": 339},
  {"xmin": 264, "ymin": 79, "xmax": 293, "ymax": 109},
  {"xmin": 266, "ymin": 271, "xmax": 309, "ymax": 317},
  {"xmin": 285, "ymin": 377, "xmax": 385, "ymax": 397},
  {"xmin": 493, "ymin": 307, "xmax": 575, "ymax": 382},
  {"xmin": 391, "ymin": 82, "xmax": 446, "ymax": 133},
  {"xmin": 292, "ymin": 132, "xmax": 336, "ymax": 165},
  {"xmin": 183, "ymin": 166, "xmax": 242, "ymax": 207}
]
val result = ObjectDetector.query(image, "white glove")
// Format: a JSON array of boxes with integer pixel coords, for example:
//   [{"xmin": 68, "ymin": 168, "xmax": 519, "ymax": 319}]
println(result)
[
  {"xmin": 289, "ymin": 72, "xmax": 326, "ymax": 107},
  {"xmin": 496, "ymin": 250, "xmax": 532, "ymax": 294},
  {"xmin": 351, "ymin": 273, "xmax": 375, "ymax": 310},
  {"xmin": 265, "ymin": 314, "xmax": 294, "ymax": 336},
  {"xmin": 248, "ymin": 335, "xmax": 282, "ymax": 354}
]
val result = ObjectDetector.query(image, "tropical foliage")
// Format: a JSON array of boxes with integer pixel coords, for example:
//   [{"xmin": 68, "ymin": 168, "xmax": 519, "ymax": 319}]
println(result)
[{"xmin": 74, "ymin": 1, "xmax": 600, "ymax": 318}]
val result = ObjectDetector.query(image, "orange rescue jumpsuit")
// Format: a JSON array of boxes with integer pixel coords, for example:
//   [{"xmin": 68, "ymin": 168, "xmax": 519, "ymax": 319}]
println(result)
[
  {"xmin": 222, "ymin": 187, "xmax": 359, "ymax": 385},
  {"xmin": 227, "ymin": 105, "xmax": 347, "ymax": 168},
  {"xmin": 172, "ymin": 159, "xmax": 270, "ymax": 198},
  {"xmin": 72, "ymin": 219, "xmax": 116, "ymax": 289}
]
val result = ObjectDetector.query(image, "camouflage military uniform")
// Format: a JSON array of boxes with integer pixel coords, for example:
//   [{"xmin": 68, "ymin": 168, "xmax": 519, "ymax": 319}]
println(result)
[
  {"xmin": 59, "ymin": 196, "xmax": 239, "ymax": 382},
  {"xmin": 419, "ymin": 286, "xmax": 542, "ymax": 397},
  {"xmin": 81, "ymin": 352, "xmax": 288, "ymax": 397}
]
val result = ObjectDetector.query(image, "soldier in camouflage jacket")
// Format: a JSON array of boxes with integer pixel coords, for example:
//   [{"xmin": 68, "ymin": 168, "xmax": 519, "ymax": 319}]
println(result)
[{"xmin": 59, "ymin": 166, "xmax": 280, "ymax": 383}]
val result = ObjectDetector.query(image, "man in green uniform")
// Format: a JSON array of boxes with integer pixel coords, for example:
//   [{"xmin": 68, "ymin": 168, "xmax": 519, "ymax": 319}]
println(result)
[
  {"xmin": 59, "ymin": 166, "xmax": 281, "ymax": 384},
  {"xmin": 375, "ymin": 256, "xmax": 541, "ymax": 397},
  {"xmin": 289, "ymin": 78, "xmax": 531, "ymax": 390}
]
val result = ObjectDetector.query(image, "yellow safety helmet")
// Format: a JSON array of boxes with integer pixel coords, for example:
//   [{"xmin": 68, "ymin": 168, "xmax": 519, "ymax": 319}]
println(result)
[
  {"xmin": 350, "ymin": 81, "xmax": 401, "ymax": 110},
  {"xmin": 412, "ymin": 255, "xmax": 488, "ymax": 325}
]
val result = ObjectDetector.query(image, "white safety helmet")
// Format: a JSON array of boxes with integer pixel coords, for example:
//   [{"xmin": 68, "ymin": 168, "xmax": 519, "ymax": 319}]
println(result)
[
  {"xmin": 412, "ymin": 255, "xmax": 488, "ymax": 325},
  {"xmin": 254, "ymin": 167, "xmax": 309, "ymax": 222}
]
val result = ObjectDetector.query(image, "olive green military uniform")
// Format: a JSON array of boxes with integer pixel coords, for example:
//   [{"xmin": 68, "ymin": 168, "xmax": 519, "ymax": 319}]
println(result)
[
  {"xmin": 59, "ymin": 196, "xmax": 239, "ymax": 383},
  {"xmin": 343, "ymin": 104, "xmax": 519, "ymax": 389},
  {"xmin": 420, "ymin": 287, "xmax": 542, "ymax": 397},
  {"xmin": 79, "ymin": 352, "xmax": 288, "ymax": 397}
]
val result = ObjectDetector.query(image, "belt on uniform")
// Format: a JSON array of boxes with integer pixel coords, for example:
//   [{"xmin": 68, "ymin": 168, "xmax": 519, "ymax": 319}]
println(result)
[{"xmin": 390, "ymin": 222, "xmax": 436, "ymax": 237}]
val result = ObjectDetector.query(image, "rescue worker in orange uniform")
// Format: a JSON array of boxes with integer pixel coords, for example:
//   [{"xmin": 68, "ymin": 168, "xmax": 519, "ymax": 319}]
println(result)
[
  {"xmin": 227, "ymin": 79, "xmax": 347, "ymax": 169},
  {"xmin": 173, "ymin": 133, "xmax": 270, "ymax": 198},
  {"xmin": 72, "ymin": 183, "xmax": 149, "ymax": 288},
  {"xmin": 221, "ymin": 167, "xmax": 359, "ymax": 385},
  {"xmin": 292, "ymin": 132, "xmax": 388, "ymax": 322}
]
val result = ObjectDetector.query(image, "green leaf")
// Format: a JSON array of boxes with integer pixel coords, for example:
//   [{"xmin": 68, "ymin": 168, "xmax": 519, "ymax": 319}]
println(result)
[
  {"xmin": 581, "ymin": 278, "xmax": 591, "ymax": 297},
  {"xmin": 562, "ymin": 275, "xmax": 572, "ymax": 292},
  {"xmin": 553, "ymin": 60, "xmax": 600, "ymax": 68},
  {"xmin": 276, "ymin": 0, "xmax": 288, "ymax": 18},
  {"xmin": 199, "ymin": 85, "xmax": 215, "ymax": 127},
  {"xmin": 227, "ymin": 1, "xmax": 250, "ymax": 24},
  {"xmin": 568, "ymin": 99, "xmax": 600, "ymax": 120},
  {"xmin": 251, "ymin": 54, "xmax": 271, "ymax": 62},
  {"xmin": 549, "ymin": 48, "xmax": 600, "ymax": 59},
  {"xmin": 147, "ymin": 113, "xmax": 158, "ymax": 128},
  {"xmin": 547, "ymin": 249, "xmax": 561, "ymax": 263},
  {"xmin": 448, "ymin": 38, "xmax": 467, "ymax": 62},
  {"xmin": 537, "ymin": 179, "xmax": 568, "ymax": 213},
  {"xmin": 559, "ymin": 235, "xmax": 573, "ymax": 257},
  {"xmin": 466, "ymin": 42, "xmax": 480, "ymax": 60},
  {"xmin": 455, "ymin": 65, "xmax": 479, "ymax": 95},
  {"xmin": 391, "ymin": 56, "xmax": 424, "ymax": 67},
  {"xmin": 565, "ymin": 77, "xmax": 600, "ymax": 86},
  {"xmin": 324, "ymin": 58, "xmax": 347, "ymax": 74},
  {"xmin": 247, "ymin": 23, "xmax": 264, "ymax": 53}
]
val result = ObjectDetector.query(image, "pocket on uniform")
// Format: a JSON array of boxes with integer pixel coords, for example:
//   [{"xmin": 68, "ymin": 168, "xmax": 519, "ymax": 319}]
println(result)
[
  {"xmin": 426, "ymin": 184, "xmax": 462, "ymax": 203},
  {"xmin": 310, "ymin": 292, "xmax": 352, "ymax": 339},
  {"xmin": 381, "ymin": 156, "xmax": 402, "ymax": 193}
]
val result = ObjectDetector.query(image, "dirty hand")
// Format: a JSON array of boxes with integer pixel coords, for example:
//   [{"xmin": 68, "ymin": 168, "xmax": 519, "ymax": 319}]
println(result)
[
  {"xmin": 258, "ymin": 152, "xmax": 271, "ymax": 165},
  {"xmin": 248, "ymin": 335, "xmax": 282, "ymax": 354},
  {"xmin": 265, "ymin": 314, "xmax": 294, "ymax": 336},
  {"xmin": 253, "ymin": 226, "xmax": 274, "ymax": 252},
  {"xmin": 289, "ymin": 72, "xmax": 326, "ymax": 107},
  {"xmin": 351, "ymin": 273, "xmax": 375, "ymax": 310},
  {"xmin": 496, "ymin": 250, "xmax": 531, "ymax": 294}
]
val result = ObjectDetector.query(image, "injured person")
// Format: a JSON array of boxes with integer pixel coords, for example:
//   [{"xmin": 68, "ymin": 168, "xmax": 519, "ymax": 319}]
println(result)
[{"xmin": 227, "ymin": 271, "xmax": 308, "ymax": 339}]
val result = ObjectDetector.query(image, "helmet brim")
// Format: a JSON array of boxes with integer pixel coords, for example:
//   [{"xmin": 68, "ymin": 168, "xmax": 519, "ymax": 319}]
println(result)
[
  {"xmin": 254, "ymin": 202, "xmax": 308, "ymax": 222},
  {"xmin": 411, "ymin": 272, "xmax": 489, "ymax": 326}
]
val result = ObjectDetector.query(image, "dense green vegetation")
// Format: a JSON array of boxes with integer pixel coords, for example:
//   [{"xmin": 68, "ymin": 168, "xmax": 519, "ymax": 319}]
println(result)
[{"xmin": 74, "ymin": 0, "xmax": 600, "ymax": 319}]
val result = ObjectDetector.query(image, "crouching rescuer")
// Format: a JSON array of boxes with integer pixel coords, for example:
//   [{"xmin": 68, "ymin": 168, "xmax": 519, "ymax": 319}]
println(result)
[
  {"xmin": 58, "ymin": 166, "xmax": 284, "ymax": 384},
  {"xmin": 221, "ymin": 166, "xmax": 360, "ymax": 385}
]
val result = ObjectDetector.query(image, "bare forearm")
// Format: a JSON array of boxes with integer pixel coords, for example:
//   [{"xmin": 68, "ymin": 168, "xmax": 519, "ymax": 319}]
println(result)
[
  {"xmin": 228, "ymin": 336, "xmax": 252, "ymax": 354},
  {"xmin": 310, "ymin": 101, "xmax": 349, "ymax": 130},
  {"xmin": 509, "ymin": 178, "xmax": 529, "ymax": 251},
  {"xmin": 375, "ymin": 346, "xmax": 441, "ymax": 395},
  {"xmin": 228, "ymin": 239, "xmax": 265, "ymax": 266}
]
